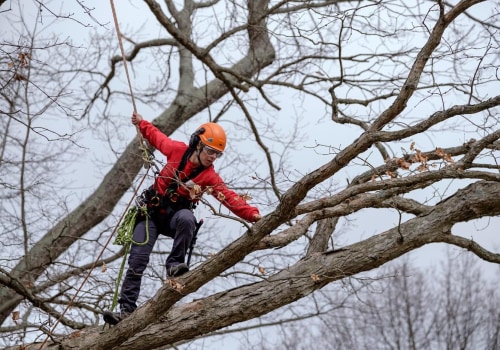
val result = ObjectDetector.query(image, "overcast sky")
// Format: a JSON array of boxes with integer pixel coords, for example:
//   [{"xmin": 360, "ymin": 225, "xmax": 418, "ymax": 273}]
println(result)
[{"xmin": 1, "ymin": 1, "xmax": 499, "ymax": 348}]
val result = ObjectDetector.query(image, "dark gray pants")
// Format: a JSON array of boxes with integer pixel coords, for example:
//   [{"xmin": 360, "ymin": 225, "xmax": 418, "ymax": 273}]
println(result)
[{"xmin": 118, "ymin": 208, "xmax": 196, "ymax": 313}]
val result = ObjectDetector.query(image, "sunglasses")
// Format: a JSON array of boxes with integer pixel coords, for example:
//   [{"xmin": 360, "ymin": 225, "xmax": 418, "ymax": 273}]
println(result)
[{"xmin": 202, "ymin": 145, "xmax": 223, "ymax": 158}]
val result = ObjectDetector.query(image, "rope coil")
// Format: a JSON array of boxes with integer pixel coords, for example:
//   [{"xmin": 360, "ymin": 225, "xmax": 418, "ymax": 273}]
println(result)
[
  {"xmin": 114, "ymin": 205, "xmax": 149, "ymax": 246},
  {"xmin": 111, "ymin": 204, "xmax": 150, "ymax": 311}
]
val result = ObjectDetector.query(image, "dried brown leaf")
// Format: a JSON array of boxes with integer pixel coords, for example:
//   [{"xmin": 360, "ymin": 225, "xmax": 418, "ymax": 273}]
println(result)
[
  {"xmin": 396, "ymin": 157, "xmax": 411, "ymax": 170},
  {"xmin": 165, "ymin": 278, "xmax": 184, "ymax": 292},
  {"xmin": 435, "ymin": 147, "xmax": 454, "ymax": 163},
  {"xmin": 416, "ymin": 164, "xmax": 428, "ymax": 172},
  {"xmin": 385, "ymin": 170, "xmax": 397, "ymax": 178},
  {"xmin": 240, "ymin": 193, "xmax": 252, "ymax": 201},
  {"xmin": 18, "ymin": 52, "xmax": 31, "ymax": 66},
  {"xmin": 13, "ymin": 73, "xmax": 28, "ymax": 81},
  {"xmin": 189, "ymin": 184, "xmax": 202, "ymax": 199}
]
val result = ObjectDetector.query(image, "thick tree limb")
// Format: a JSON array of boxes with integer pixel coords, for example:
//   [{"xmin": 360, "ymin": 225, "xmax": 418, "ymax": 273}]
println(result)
[{"xmin": 28, "ymin": 180, "xmax": 497, "ymax": 350}]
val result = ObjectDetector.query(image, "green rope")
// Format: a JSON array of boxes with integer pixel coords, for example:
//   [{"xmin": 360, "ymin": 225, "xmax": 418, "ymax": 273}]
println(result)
[
  {"xmin": 111, "ymin": 204, "xmax": 150, "ymax": 311},
  {"xmin": 110, "ymin": 242, "xmax": 131, "ymax": 311},
  {"xmin": 114, "ymin": 206, "xmax": 147, "ymax": 245}
]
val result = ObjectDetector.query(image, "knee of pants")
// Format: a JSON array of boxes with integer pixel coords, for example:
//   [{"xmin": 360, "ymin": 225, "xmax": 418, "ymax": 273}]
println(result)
[
  {"xmin": 127, "ymin": 254, "xmax": 150, "ymax": 274},
  {"xmin": 170, "ymin": 209, "xmax": 196, "ymax": 233}
]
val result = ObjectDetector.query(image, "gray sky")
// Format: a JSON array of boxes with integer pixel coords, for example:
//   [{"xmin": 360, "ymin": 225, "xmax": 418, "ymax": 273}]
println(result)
[{"xmin": 1, "ymin": 1, "xmax": 499, "ymax": 348}]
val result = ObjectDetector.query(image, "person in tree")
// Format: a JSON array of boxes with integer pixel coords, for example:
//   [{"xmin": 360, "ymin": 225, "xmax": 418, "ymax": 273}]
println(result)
[{"xmin": 103, "ymin": 112, "xmax": 262, "ymax": 325}]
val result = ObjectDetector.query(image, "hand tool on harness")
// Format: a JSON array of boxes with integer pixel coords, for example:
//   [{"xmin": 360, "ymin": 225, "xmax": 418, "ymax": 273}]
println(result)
[{"xmin": 187, "ymin": 219, "xmax": 203, "ymax": 267}]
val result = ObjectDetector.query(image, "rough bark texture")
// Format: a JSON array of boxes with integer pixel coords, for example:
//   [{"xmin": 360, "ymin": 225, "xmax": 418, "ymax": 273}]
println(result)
[{"xmin": 10, "ymin": 181, "xmax": 499, "ymax": 350}]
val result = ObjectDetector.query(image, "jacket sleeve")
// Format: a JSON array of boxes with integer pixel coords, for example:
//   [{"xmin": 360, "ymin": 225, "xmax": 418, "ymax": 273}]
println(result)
[
  {"xmin": 138, "ymin": 120, "xmax": 185, "ymax": 156},
  {"xmin": 209, "ymin": 173, "xmax": 260, "ymax": 222}
]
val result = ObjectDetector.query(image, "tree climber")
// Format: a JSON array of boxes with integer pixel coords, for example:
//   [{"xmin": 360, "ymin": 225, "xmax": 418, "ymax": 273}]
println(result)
[{"xmin": 103, "ymin": 112, "xmax": 262, "ymax": 325}]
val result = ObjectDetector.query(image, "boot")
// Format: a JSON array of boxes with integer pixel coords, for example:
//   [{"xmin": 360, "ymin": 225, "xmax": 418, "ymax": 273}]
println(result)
[
  {"xmin": 167, "ymin": 263, "xmax": 189, "ymax": 277},
  {"xmin": 103, "ymin": 309, "xmax": 130, "ymax": 325}
]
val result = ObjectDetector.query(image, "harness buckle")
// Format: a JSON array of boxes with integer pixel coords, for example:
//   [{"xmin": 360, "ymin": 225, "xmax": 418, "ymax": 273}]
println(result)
[
  {"xmin": 169, "ymin": 193, "xmax": 178, "ymax": 203},
  {"xmin": 150, "ymin": 195, "xmax": 160, "ymax": 207}
]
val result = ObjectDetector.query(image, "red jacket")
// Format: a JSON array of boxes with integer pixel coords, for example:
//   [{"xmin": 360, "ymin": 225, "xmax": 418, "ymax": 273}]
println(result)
[{"xmin": 139, "ymin": 120, "xmax": 260, "ymax": 222}]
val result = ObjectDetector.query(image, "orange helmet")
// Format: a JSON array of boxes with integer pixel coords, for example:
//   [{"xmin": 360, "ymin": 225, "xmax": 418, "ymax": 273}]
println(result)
[{"xmin": 192, "ymin": 122, "xmax": 226, "ymax": 152}]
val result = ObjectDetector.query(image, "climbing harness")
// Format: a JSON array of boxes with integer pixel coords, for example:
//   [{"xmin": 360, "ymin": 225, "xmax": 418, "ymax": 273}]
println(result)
[
  {"xmin": 167, "ymin": 147, "xmax": 206, "ymax": 198},
  {"xmin": 109, "ymin": 146, "xmax": 206, "ymax": 309}
]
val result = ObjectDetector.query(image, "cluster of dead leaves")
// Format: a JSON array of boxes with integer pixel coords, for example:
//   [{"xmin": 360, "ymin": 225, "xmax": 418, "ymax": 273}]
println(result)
[
  {"xmin": 185, "ymin": 182, "xmax": 254, "ymax": 206},
  {"xmin": 435, "ymin": 147, "xmax": 455, "ymax": 163},
  {"xmin": 8, "ymin": 52, "xmax": 31, "ymax": 81},
  {"xmin": 7, "ymin": 52, "xmax": 31, "ymax": 68},
  {"xmin": 375, "ymin": 143, "xmax": 455, "ymax": 181},
  {"xmin": 188, "ymin": 184, "xmax": 203, "ymax": 199}
]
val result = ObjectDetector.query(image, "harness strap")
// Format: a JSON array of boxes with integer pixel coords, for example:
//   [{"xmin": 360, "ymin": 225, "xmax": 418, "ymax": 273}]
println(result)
[{"xmin": 167, "ymin": 147, "xmax": 206, "ymax": 197}]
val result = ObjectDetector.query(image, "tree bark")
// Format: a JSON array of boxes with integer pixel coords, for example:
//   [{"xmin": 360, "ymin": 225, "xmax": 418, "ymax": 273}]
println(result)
[{"xmin": 12, "ymin": 181, "xmax": 496, "ymax": 350}]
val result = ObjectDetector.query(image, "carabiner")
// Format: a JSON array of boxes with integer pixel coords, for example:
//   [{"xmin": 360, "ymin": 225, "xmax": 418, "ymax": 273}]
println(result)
[{"xmin": 150, "ymin": 195, "xmax": 160, "ymax": 207}]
